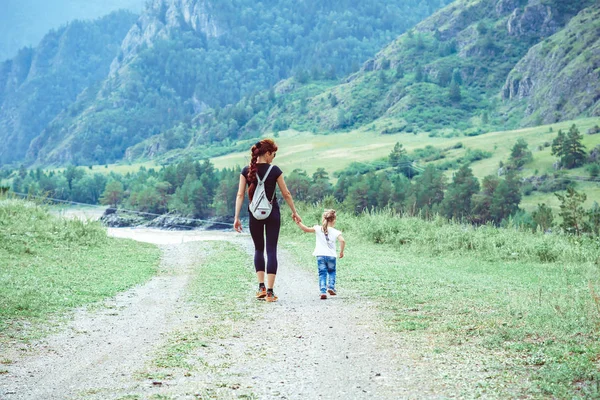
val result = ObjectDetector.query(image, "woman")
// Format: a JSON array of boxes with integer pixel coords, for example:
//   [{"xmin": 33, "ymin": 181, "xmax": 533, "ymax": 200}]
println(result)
[{"xmin": 234, "ymin": 139, "xmax": 302, "ymax": 302}]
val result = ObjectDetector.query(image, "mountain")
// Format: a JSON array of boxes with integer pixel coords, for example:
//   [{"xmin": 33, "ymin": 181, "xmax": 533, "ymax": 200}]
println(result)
[
  {"xmin": 0, "ymin": 0, "xmax": 144, "ymax": 62},
  {"xmin": 18, "ymin": 0, "xmax": 453, "ymax": 166},
  {"xmin": 2, "ymin": 0, "xmax": 599, "ymax": 168},
  {"xmin": 125, "ymin": 0, "xmax": 600, "ymax": 164},
  {"xmin": 502, "ymin": 4, "xmax": 600, "ymax": 126},
  {"xmin": 0, "ymin": 11, "xmax": 139, "ymax": 166},
  {"xmin": 245, "ymin": 0, "xmax": 599, "ymax": 137}
]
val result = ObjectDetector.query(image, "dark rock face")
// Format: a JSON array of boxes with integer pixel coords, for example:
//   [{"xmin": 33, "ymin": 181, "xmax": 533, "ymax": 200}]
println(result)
[
  {"xmin": 99, "ymin": 208, "xmax": 234, "ymax": 231},
  {"xmin": 495, "ymin": 0, "xmax": 520, "ymax": 16},
  {"xmin": 145, "ymin": 214, "xmax": 203, "ymax": 230},
  {"xmin": 502, "ymin": 4, "xmax": 600, "ymax": 125},
  {"xmin": 507, "ymin": 3, "xmax": 560, "ymax": 38},
  {"xmin": 100, "ymin": 209, "xmax": 149, "ymax": 227}
]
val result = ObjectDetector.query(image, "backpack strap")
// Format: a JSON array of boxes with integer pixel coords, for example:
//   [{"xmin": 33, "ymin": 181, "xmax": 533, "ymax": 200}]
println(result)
[
  {"xmin": 256, "ymin": 165, "xmax": 274, "ymax": 184},
  {"xmin": 257, "ymin": 165, "xmax": 276, "ymax": 202}
]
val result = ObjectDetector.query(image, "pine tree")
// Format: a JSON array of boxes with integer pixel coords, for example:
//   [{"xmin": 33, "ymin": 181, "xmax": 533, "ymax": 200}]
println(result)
[
  {"xmin": 588, "ymin": 202, "xmax": 600, "ymax": 236},
  {"xmin": 551, "ymin": 125, "xmax": 587, "ymax": 169},
  {"xmin": 410, "ymin": 165, "xmax": 446, "ymax": 209},
  {"xmin": 489, "ymin": 173, "xmax": 521, "ymax": 224},
  {"xmin": 395, "ymin": 64, "xmax": 404, "ymax": 79},
  {"xmin": 441, "ymin": 164, "xmax": 480, "ymax": 220},
  {"xmin": 415, "ymin": 64, "xmax": 424, "ymax": 82},
  {"xmin": 449, "ymin": 80, "xmax": 461, "ymax": 102},
  {"xmin": 388, "ymin": 142, "xmax": 407, "ymax": 168},
  {"xmin": 471, "ymin": 175, "xmax": 500, "ymax": 224},
  {"xmin": 438, "ymin": 67, "xmax": 452, "ymax": 87},
  {"xmin": 564, "ymin": 124, "xmax": 587, "ymax": 168},
  {"xmin": 555, "ymin": 187, "xmax": 588, "ymax": 235},
  {"xmin": 508, "ymin": 138, "xmax": 533, "ymax": 169},
  {"xmin": 531, "ymin": 203, "xmax": 553, "ymax": 232}
]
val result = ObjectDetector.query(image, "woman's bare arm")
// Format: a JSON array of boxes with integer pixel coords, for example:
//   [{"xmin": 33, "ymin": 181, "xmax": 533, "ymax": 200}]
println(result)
[
  {"xmin": 233, "ymin": 174, "xmax": 247, "ymax": 232},
  {"xmin": 276, "ymin": 174, "xmax": 301, "ymax": 222}
]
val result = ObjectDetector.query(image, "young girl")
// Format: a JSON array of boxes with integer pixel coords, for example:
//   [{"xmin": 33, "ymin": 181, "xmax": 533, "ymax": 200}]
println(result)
[{"xmin": 296, "ymin": 209, "xmax": 345, "ymax": 299}]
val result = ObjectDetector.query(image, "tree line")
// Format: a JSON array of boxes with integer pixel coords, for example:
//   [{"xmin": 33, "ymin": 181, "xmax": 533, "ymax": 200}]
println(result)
[{"xmin": 2, "ymin": 125, "xmax": 598, "ymax": 236}]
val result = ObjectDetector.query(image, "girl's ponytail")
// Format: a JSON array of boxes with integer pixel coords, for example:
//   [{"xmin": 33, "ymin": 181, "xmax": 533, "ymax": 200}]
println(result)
[{"xmin": 321, "ymin": 209, "xmax": 336, "ymax": 236}]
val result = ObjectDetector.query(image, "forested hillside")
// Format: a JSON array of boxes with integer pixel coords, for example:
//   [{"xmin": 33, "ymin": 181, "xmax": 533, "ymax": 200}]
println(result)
[
  {"xmin": 0, "ymin": 11, "xmax": 139, "ymax": 166},
  {"xmin": 0, "ymin": 0, "xmax": 144, "ymax": 62},
  {"xmin": 12, "ymin": 0, "xmax": 452, "ymax": 166},
  {"xmin": 1, "ymin": 0, "xmax": 598, "ymax": 168},
  {"xmin": 193, "ymin": 0, "xmax": 598, "ymax": 146},
  {"xmin": 120, "ymin": 0, "xmax": 600, "ymax": 164}
]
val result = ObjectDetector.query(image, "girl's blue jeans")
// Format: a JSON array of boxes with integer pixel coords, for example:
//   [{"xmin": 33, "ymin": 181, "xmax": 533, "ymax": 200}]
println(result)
[{"xmin": 316, "ymin": 256, "xmax": 336, "ymax": 293}]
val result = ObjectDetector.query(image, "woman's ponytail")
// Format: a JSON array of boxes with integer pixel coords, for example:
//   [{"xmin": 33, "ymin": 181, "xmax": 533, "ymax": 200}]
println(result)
[{"xmin": 247, "ymin": 139, "xmax": 278, "ymax": 201}]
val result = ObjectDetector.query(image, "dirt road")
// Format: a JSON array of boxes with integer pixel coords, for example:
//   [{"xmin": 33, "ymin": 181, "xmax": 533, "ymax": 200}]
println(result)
[{"xmin": 0, "ymin": 228, "xmax": 491, "ymax": 399}]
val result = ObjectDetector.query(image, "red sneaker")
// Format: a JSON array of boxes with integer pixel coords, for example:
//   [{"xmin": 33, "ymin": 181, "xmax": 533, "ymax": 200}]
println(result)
[
  {"xmin": 327, "ymin": 289, "xmax": 337, "ymax": 296},
  {"xmin": 320, "ymin": 293, "xmax": 327, "ymax": 300},
  {"xmin": 256, "ymin": 287, "xmax": 267, "ymax": 299}
]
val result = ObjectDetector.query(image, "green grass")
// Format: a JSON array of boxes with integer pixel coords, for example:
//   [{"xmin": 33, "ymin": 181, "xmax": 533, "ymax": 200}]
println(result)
[
  {"xmin": 0, "ymin": 197, "xmax": 161, "ymax": 340},
  {"xmin": 48, "ymin": 160, "xmax": 160, "ymax": 176},
  {"xmin": 233, "ymin": 117, "xmax": 600, "ymax": 178},
  {"xmin": 280, "ymin": 205, "xmax": 600, "ymax": 398}
]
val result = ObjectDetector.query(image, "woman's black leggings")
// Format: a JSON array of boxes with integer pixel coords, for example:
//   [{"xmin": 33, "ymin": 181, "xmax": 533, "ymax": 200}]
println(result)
[{"xmin": 249, "ymin": 205, "xmax": 280, "ymax": 275}]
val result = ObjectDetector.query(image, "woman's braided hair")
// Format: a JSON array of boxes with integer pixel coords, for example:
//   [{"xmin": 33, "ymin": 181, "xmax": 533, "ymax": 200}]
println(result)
[
  {"xmin": 248, "ymin": 139, "xmax": 278, "ymax": 201},
  {"xmin": 321, "ymin": 209, "xmax": 336, "ymax": 236}
]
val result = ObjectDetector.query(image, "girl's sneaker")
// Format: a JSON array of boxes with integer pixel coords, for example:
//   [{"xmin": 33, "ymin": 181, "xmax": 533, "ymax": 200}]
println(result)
[
  {"xmin": 320, "ymin": 293, "xmax": 327, "ymax": 300},
  {"xmin": 327, "ymin": 288, "xmax": 337, "ymax": 296}
]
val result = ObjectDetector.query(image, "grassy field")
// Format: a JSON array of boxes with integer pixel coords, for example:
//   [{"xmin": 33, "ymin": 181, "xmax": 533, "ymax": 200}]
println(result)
[
  {"xmin": 210, "ymin": 117, "xmax": 600, "ymax": 177},
  {"xmin": 0, "ymin": 197, "xmax": 161, "ymax": 340},
  {"xmin": 280, "ymin": 205, "xmax": 600, "ymax": 398},
  {"xmin": 49, "ymin": 160, "xmax": 160, "ymax": 176}
]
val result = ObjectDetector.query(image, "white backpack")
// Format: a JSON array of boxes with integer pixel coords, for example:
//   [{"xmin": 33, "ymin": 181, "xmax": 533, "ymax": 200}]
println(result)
[{"xmin": 249, "ymin": 165, "xmax": 276, "ymax": 220}]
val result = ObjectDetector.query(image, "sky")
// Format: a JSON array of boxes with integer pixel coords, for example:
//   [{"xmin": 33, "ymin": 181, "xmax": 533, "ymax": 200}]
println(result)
[{"xmin": 0, "ymin": 0, "xmax": 145, "ymax": 61}]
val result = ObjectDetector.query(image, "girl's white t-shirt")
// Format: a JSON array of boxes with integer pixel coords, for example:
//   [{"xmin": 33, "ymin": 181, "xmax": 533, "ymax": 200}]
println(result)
[{"xmin": 312, "ymin": 226, "xmax": 341, "ymax": 257}]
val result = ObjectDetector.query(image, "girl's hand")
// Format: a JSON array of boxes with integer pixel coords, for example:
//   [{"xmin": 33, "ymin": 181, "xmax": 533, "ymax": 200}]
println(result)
[
  {"xmin": 234, "ymin": 218, "xmax": 243, "ymax": 233},
  {"xmin": 339, "ymin": 251, "xmax": 344, "ymax": 259},
  {"xmin": 292, "ymin": 212, "xmax": 302, "ymax": 223}
]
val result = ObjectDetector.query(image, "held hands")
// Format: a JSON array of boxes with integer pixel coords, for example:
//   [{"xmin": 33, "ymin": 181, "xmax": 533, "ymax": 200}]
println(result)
[
  {"xmin": 292, "ymin": 212, "xmax": 302, "ymax": 224},
  {"xmin": 234, "ymin": 218, "xmax": 243, "ymax": 233}
]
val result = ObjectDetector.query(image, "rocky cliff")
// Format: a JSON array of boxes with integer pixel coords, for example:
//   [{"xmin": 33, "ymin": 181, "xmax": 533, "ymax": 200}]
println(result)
[
  {"xmin": 110, "ymin": 0, "xmax": 221, "ymax": 75},
  {"xmin": 0, "ymin": 10, "xmax": 137, "ymax": 165},
  {"xmin": 502, "ymin": 3, "xmax": 600, "ymax": 125}
]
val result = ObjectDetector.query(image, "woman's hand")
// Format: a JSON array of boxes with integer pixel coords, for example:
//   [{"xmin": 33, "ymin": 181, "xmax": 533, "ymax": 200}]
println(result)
[
  {"xmin": 234, "ymin": 218, "xmax": 243, "ymax": 233},
  {"xmin": 292, "ymin": 212, "xmax": 302, "ymax": 223}
]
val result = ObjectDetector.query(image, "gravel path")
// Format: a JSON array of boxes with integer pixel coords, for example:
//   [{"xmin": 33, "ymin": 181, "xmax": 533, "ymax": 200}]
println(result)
[{"xmin": 0, "ymin": 228, "xmax": 490, "ymax": 399}]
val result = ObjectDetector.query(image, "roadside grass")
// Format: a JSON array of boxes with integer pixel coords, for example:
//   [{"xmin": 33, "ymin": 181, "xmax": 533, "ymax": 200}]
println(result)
[
  {"xmin": 280, "ymin": 206, "xmax": 600, "ymax": 398},
  {"xmin": 0, "ymin": 197, "xmax": 161, "ymax": 341},
  {"xmin": 141, "ymin": 241, "xmax": 258, "ymax": 398}
]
